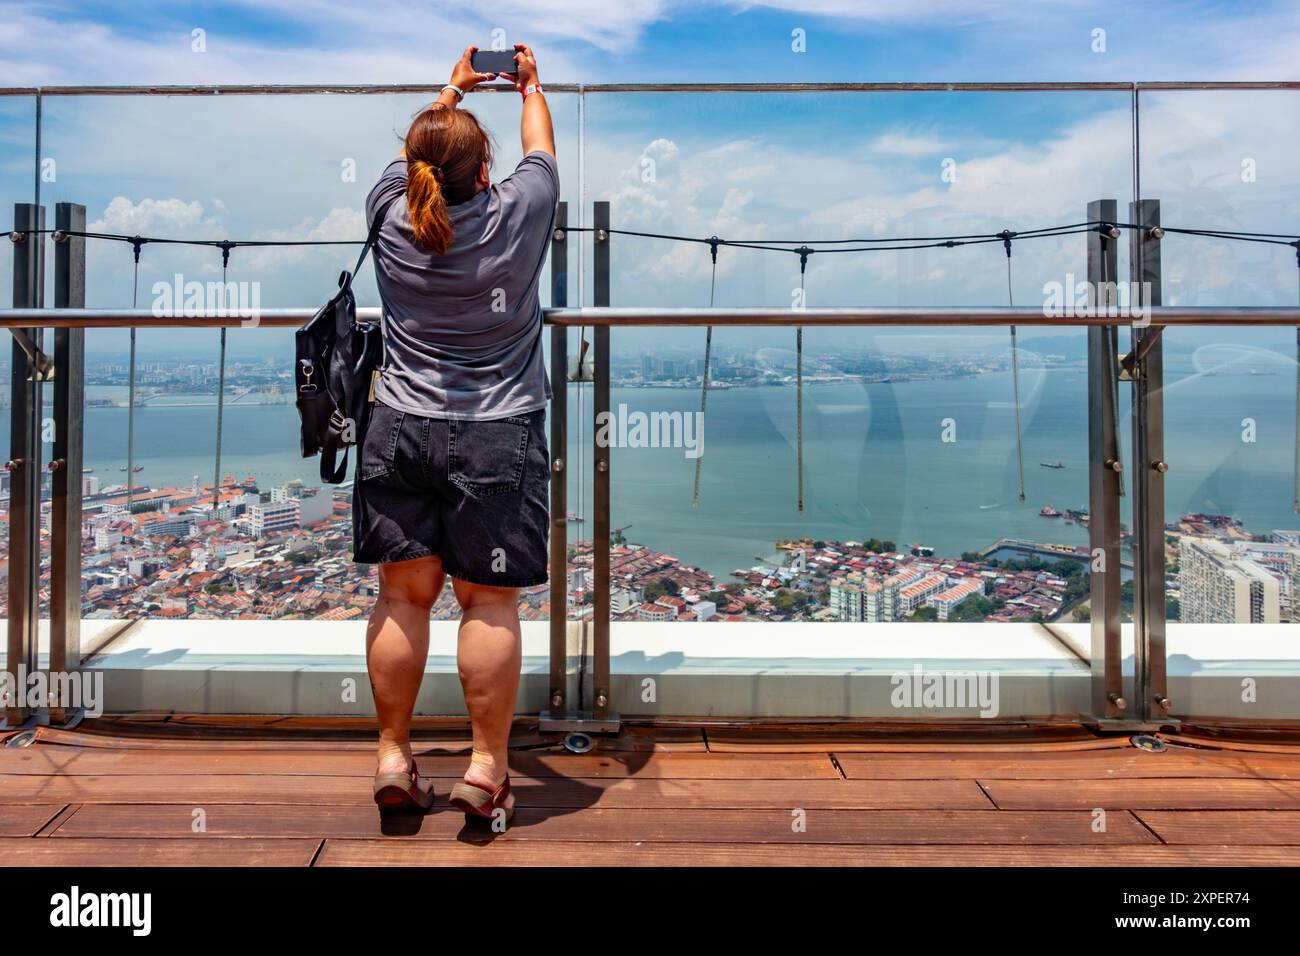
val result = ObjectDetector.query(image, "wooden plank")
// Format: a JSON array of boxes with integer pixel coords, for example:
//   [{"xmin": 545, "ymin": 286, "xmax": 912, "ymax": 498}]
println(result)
[
  {"xmin": 1136, "ymin": 811, "xmax": 1300, "ymax": 845},
  {"xmin": 983, "ymin": 778, "xmax": 1300, "ymax": 810},
  {"xmin": 0, "ymin": 804, "xmax": 67, "ymax": 836},
  {"xmin": 39, "ymin": 722, "xmax": 706, "ymax": 753},
  {"xmin": 0, "ymin": 774, "xmax": 991, "ymax": 810},
  {"xmin": 316, "ymin": 839, "xmax": 1300, "ymax": 867},
  {"xmin": 31, "ymin": 725, "xmax": 545, "ymax": 753},
  {"xmin": 835, "ymin": 748, "xmax": 1300, "ymax": 780},
  {"xmin": 0, "ymin": 837, "xmax": 319, "ymax": 866},
  {"xmin": 0, "ymin": 746, "xmax": 460, "ymax": 776},
  {"xmin": 0, "ymin": 747, "xmax": 835, "ymax": 779},
  {"xmin": 580, "ymin": 727, "xmax": 709, "ymax": 752},
  {"xmin": 34, "ymin": 804, "xmax": 82, "ymax": 836},
  {"xmin": 709, "ymin": 724, "xmax": 1121, "ymax": 753},
  {"xmin": 50, "ymin": 804, "xmax": 1158, "ymax": 844}
]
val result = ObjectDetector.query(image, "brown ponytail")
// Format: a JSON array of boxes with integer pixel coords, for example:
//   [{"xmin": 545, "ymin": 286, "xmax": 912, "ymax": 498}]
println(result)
[{"xmin": 404, "ymin": 105, "xmax": 493, "ymax": 255}]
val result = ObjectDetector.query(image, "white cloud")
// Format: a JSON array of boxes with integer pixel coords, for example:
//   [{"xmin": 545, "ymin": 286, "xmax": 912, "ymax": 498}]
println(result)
[
  {"xmin": 868, "ymin": 132, "xmax": 948, "ymax": 157},
  {"xmin": 3, "ymin": 0, "xmax": 1299, "ymax": 85},
  {"xmin": 90, "ymin": 196, "xmax": 220, "ymax": 238}
]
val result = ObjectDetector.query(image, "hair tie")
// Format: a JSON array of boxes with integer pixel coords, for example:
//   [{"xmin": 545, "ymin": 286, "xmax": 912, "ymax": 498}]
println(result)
[{"xmin": 430, "ymin": 165, "xmax": 445, "ymax": 184}]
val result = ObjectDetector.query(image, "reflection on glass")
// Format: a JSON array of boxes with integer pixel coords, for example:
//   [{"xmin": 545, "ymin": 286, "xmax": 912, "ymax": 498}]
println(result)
[
  {"xmin": 573, "ymin": 90, "xmax": 1132, "ymax": 625},
  {"xmin": 1140, "ymin": 91, "xmax": 1300, "ymax": 635}
]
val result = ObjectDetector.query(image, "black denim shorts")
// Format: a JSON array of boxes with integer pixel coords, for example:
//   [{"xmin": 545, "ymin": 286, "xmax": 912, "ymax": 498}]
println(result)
[{"xmin": 352, "ymin": 400, "xmax": 550, "ymax": 587}]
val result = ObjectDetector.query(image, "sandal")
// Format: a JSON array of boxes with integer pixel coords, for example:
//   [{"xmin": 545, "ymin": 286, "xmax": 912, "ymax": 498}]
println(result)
[
  {"xmin": 448, "ymin": 773, "xmax": 515, "ymax": 824},
  {"xmin": 373, "ymin": 760, "xmax": 435, "ymax": 814}
]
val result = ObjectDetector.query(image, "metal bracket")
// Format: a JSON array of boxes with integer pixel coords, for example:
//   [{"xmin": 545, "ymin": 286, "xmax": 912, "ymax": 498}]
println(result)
[
  {"xmin": 1120, "ymin": 326, "xmax": 1164, "ymax": 380},
  {"xmin": 8, "ymin": 328, "xmax": 54, "ymax": 380},
  {"xmin": 1085, "ymin": 716, "xmax": 1182, "ymax": 734},
  {"xmin": 0, "ymin": 708, "xmax": 85, "ymax": 733},
  {"xmin": 538, "ymin": 711, "xmax": 622, "ymax": 734}
]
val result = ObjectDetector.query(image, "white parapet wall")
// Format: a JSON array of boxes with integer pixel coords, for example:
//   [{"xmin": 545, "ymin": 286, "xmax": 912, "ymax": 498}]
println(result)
[{"xmin": 5, "ymin": 618, "xmax": 1295, "ymax": 720}]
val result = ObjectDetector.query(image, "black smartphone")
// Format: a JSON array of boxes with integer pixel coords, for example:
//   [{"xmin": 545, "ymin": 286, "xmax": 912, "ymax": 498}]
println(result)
[{"xmin": 471, "ymin": 50, "xmax": 519, "ymax": 75}]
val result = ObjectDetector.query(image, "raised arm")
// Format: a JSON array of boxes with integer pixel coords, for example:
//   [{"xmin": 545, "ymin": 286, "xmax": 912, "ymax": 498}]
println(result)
[{"xmin": 511, "ymin": 44, "xmax": 555, "ymax": 158}]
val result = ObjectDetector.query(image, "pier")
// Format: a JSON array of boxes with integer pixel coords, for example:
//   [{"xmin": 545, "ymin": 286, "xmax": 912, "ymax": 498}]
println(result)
[{"xmin": 980, "ymin": 537, "xmax": 1135, "ymax": 572}]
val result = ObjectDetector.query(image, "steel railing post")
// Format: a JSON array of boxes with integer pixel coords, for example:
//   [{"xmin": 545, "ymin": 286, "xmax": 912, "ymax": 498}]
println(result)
[
  {"xmin": 1129, "ymin": 199, "xmax": 1173, "ymax": 726},
  {"xmin": 49, "ymin": 203, "xmax": 86, "ymax": 725},
  {"xmin": 1086, "ymin": 199, "xmax": 1126, "ymax": 725},
  {"xmin": 5, "ymin": 203, "xmax": 45, "ymax": 727},
  {"xmin": 591, "ymin": 201, "xmax": 615, "ymax": 728},
  {"xmin": 547, "ymin": 202, "xmax": 569, "ymax": 719}
]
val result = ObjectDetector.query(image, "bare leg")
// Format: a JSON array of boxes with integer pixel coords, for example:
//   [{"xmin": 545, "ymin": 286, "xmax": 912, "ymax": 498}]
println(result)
[
  {"xmin": 452, "ymin": 578, "xmax": 521, "ymax": 810},
  {"xmin": 367, "ymin": 555, "xmax": 445, "ymax": 791}
]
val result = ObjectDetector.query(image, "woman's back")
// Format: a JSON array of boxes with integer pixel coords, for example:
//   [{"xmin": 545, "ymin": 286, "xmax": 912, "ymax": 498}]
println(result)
[{"xmin": 366, "ymin": 143, "xmax": 559, "ymax": 421}]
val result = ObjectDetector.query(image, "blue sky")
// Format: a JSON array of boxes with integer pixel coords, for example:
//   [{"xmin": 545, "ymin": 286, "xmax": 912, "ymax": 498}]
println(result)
[
  {"xmin": 2, "ymin": 1, "xmax": 1299, "ymax": 85},
  {"xmin": 0, "ymin": 1, "xmax": 1296, "ymax": 359}
]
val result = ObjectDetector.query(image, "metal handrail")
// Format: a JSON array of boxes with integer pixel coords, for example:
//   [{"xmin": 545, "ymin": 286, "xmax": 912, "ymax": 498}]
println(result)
[
  {"xmin": 3, "ymin": 81, "xmax": 1299, "ymax": 96},
  {"xmin": 4, "ymin": 306, "xmax": 1300, "ymax": 329}
]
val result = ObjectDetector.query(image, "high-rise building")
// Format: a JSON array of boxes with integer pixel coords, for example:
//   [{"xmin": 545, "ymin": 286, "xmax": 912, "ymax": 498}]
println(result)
[
  {"xmin": 1179, "ymin": 536, "xmax": 1280, "ymax": 624},
  {"xmin": 829, "ymin": 573, "xmax": 865, "ymax": 621},
  {"xmin": 1232, "ymin": 538, "xmax": 1300, "ymax": 620}
]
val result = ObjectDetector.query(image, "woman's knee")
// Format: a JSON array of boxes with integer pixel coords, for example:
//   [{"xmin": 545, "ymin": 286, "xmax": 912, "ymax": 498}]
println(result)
[
  {"xmin": 378, "ymin": 556, "xmax": 445, "ymax": 609},
  {"xmin": 452, "ymin": 578, "xmax": 519, "ymax": 612}
]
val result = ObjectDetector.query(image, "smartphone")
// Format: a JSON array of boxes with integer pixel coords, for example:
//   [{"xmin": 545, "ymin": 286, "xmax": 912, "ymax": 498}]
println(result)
[{"xmin": 471, "ymin": 50, "xmax": 519, "ymax": 75}]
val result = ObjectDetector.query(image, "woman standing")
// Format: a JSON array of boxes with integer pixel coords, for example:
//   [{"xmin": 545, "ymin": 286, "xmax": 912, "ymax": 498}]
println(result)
[{"xmin": 358, "ymin": 44, "xmax": 557, "ymax": 824}]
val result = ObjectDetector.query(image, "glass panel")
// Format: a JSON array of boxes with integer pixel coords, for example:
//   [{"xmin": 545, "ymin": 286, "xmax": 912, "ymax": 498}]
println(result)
[
  {"xmin": 0, "ymin": 94, "xmax": 37, "ymax": 633},
  {"xmin": 1139, "ymin": 88, "xmax": 1300, "ymax": 719},
  {"xmin": 35, "ymin": 91, "xmax": 578, "ymax": 624},
  {"xmin": 580, "ymin": 90, "xmax": 1132, "ymax": 632},
  {"xmin": 551, "ymin": 88, "xmax": 1137, "ymax": 719}
]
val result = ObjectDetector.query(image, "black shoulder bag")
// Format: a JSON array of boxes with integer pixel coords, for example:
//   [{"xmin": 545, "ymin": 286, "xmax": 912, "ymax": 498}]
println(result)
[{"xmin": 295, "ymin": 195, "xmax": 396, "ymax": 484}]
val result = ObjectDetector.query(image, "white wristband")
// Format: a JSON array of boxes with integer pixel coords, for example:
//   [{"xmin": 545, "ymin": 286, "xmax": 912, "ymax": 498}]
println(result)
[{"xmin": 442, "ymin": 84, "xmax": 465, "ymax": 102}]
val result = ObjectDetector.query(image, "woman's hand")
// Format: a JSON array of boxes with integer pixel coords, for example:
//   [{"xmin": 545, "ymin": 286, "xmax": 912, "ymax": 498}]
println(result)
[
  {"xmin": 450, "ymin": 45, "xmax": 496, "ymax": 91},
  {"xmin": 511, "ymin": 44, "xmax": 539, "ymax": 90}
]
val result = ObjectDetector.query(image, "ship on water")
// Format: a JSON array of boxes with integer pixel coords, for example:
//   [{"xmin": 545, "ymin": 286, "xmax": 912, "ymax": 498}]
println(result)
[
  {"xmin": 1039, "ymin": 506, "xmax": 1063, "ymax": 517},
  {"xmin": 1040, "ymin": 460, "xmax": 1065, "ymax": 469}
]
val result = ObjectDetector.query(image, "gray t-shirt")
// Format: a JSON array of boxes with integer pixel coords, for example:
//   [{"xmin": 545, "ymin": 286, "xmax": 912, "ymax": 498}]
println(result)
[{"xmin": 365, "ymin": 150, "xmax": 559, "ymax": 420}]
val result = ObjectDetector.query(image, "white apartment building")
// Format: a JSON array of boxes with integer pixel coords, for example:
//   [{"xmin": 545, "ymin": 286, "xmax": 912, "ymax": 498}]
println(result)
[
  {"xmin": 930, "ymin": 579, "xmax": 983, "ymax": 620},
  {"xmin": 248, "ymin": 499, "xmax": 301, "ymax": 538},
  {"xmin": 689, "ymin": 599, "xmax": 717, "ymax": 621},
  {"xmin": 898, "ymin": 572, "xmax": 947, "ymax": 615},
  {"xmin": 612, "ymin": 585, "xmax": 643, "ymax": 614},
  {"xmin": 1179, "ymin": 536, "xmax": 1280, "ymax": 624},
  {"xmin": 569, "ymin": 567, "xmax": 594, "ymax": 594},
  {"xmin": 829, "ymin": 574, "xmax": 865, "ymax": 621}
]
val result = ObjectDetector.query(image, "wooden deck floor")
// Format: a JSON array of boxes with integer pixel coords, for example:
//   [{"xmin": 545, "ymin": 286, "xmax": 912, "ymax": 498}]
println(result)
[{"xmin": 3, "ymin": 717, "xmax": 1299, "ymax": 866}]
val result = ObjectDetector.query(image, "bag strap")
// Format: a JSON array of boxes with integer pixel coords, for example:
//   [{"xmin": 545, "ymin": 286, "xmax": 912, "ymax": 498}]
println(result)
[
  {"xmin": 341, "ymin": 191, "xmax": 400, "ymax": 289},
  {"xmin": 320, "ymin": 192, "xmax": 400, "ymax": 485},
  {"xmin": 321, "ymin": 444, "xmax": 348, "ymax": 484}
]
